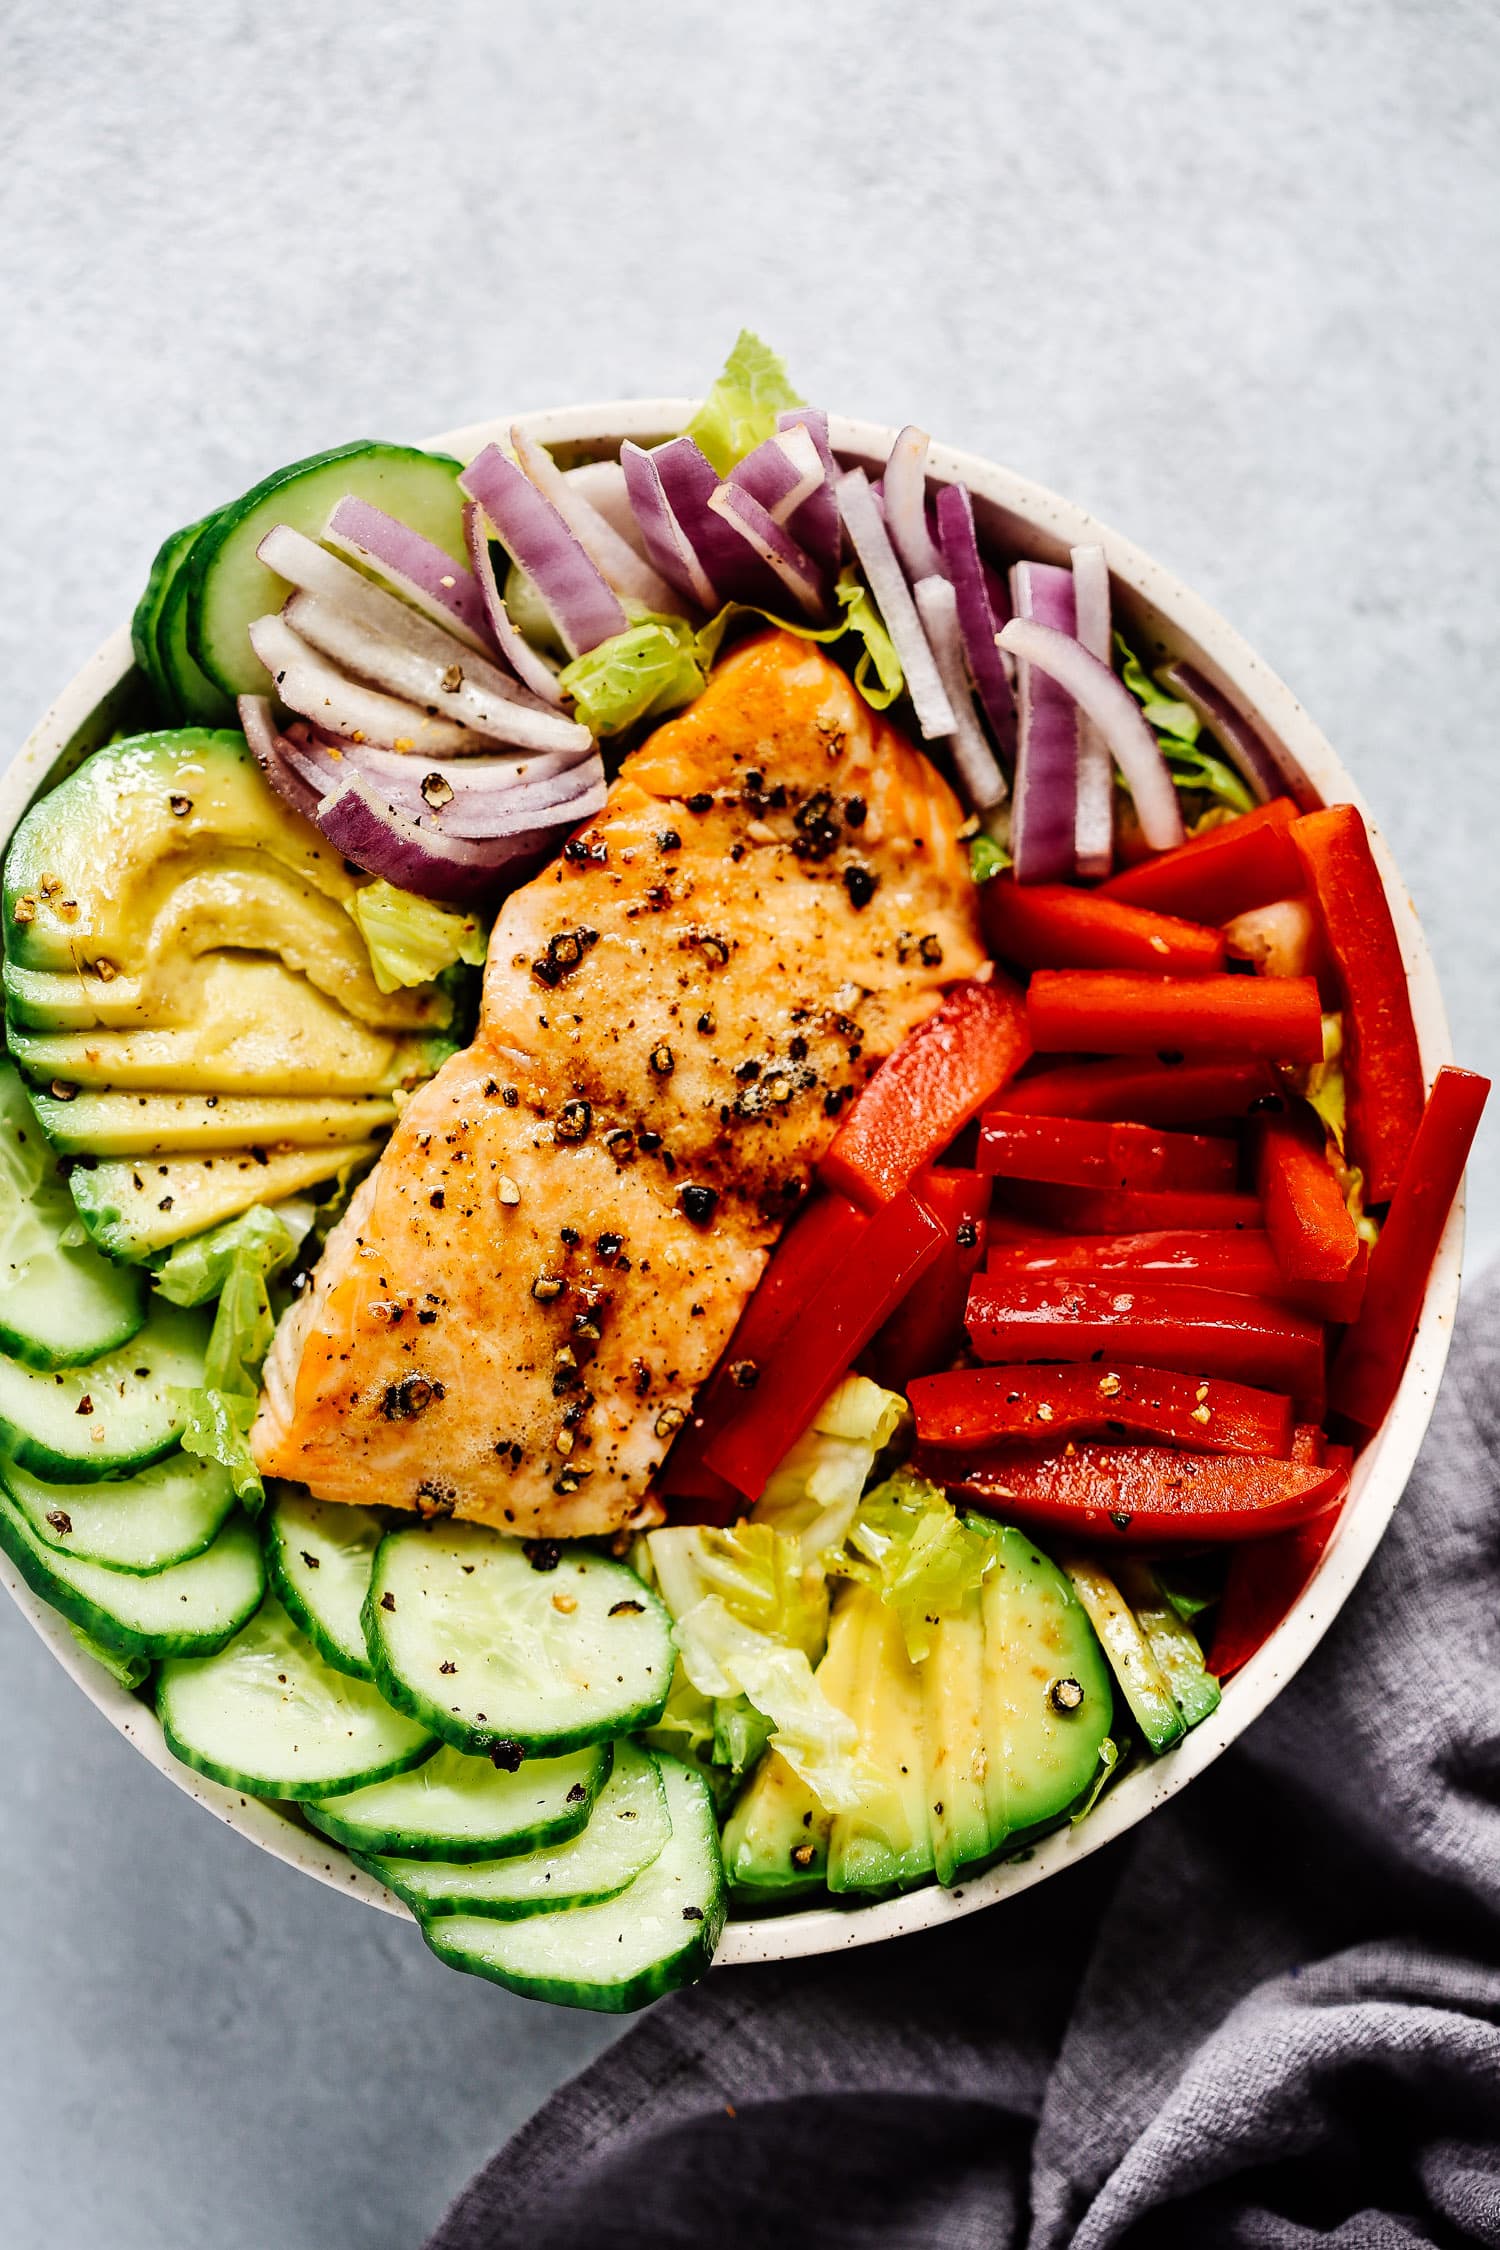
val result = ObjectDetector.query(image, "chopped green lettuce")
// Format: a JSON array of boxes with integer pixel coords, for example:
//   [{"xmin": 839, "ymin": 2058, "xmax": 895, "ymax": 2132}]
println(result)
[
  {"xmin": 832, "ymin": 1469, "xmax": 997, "ymax": 1661},
  {"xmin": 646, "ymin": 1519, "xmax": 827, "ymax": 1663},
  {"xmin": 753, "ymin": 1375, "xmax": 908, "ymax": 1561},
  {"xmin": 970, "ymin": 832, "xmax": 1011, "ymax": 883},
  {"xmin": 686, "ymin": 330, "xmax": 805, "ymax": 475},
  {"xmin": 558, "ymin": 614, "xmax": 705, "ymax": 735},
  {"xmin": 671, "ymin": 1593, "xmax": 872, "ymax": 1813},
  {"xmin": 1279, "ymin": 1015, "xmax": 1378, "ymax": 1244},
  {"xmin": 65, "ymin": 1619, "xmax": 151, "ymax": 1691},
  {"xmin": 1115, "ymin": 632, "xmax": 1254, "ymax": 816},
  {"xmin": 345, "ymin": 881, "xmax": 487, "ymax": 995}
]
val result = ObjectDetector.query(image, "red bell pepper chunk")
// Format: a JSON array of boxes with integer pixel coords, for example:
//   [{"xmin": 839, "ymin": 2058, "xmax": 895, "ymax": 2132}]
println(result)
[
  {"xmin": 706, "ymin": 1191, "xmax": 945, "ymax": 1499},
  {"xmin": 1027, "ymin": 970, "xmax": 1324, "ymax": 1066},
  {"xmin": 981, "ymin": 876, "xmax": 1227, "ymax": 976},
  {"xmin": 996, "ymin": 1056, "xmax": 1279, "ymax": 1126},
  {"xmin": 1208, "ymin": 1446, "xmax": 1352, "ymax": 1676},
  {"xmin": 820, "ymin": 975, "xmax": 1031, "ymax": 1209},
  {"xmin": 983, "ymin": 1225, "xmax": 1369, "ymax": 1325},
  {"xmin": 660, "ymin": 1191, "xmax": 869, "ymax": 1518},
  {"xmin": 992, "ymin": 1183, "xmax": 1265, "ymax": 1234},
  {"xmin": 1289, "ymin": 805, "xmax": 1424, "ymax": 1203},
  {"xmin": 1099, "ymin": 798, "xmax": 1303, "ymax": 921},
  {"xmin": 978, "ymin": 1112, "xmax": 1239, "ymax": 1195},
  {"xmin": 1257, "ymin": 1109, "xmax": 1361, "ymax": 1285},
  {"xmin": 909, "ymin": 1362, "xmax": 1295, "ymax": 1457},
  {"xmin": 869, "ymin": 1171, "xmax": 990, "ymax": 1390},
  {"xmin": 964, "ymin": 1273, "xmax": 1326, "ymax": 1397},
  {"xmin": 1329, "ymin": 1066, "xmax": 1490, "ymax": 1429},
  {"xmin": 921, "ymin": 1440, "xmax": 1346, "ymax": 1543}
]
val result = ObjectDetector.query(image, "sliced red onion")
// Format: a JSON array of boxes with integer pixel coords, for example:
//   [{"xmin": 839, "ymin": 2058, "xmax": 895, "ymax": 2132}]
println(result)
[
  {"xmin": 308, "ymin": 767, "xmax": 561, "ymax": 903},
  {"xmin": 1070, "ymin": 544, "xmax": 1114, "ymax": 879},
  {"xmin": 247, "ymin": 614, "xmax": 481, "ymax": 756},
  {"xmin": 912, "ymin": 577, "xmax": 1007, "ymax": 812},
  {"xmin": 775, "ymin": 409, "xmax": 842, "ymax": 569},
  {"xmin": 836, "ymin": 469, "xmax": 955, "ymax": 740},
  {"xmin": 729, "ymin": 425, "xmax": 825, "ymax": 526},
  {"xmin": 1157, "ymin": 660, "xmax": 1313, "ymax": 807},
  {"xmin": 237, "ymin": 695, "xmax": 326, "ymax": 825},
  {"xmin": 705, "ymin": 483, "xmax": 827, "ymax": 619},
  {"xmin": 883, "ymin": 426, "xmax": 944, "ymax": 586},
  {"xmin": 1008, "ymin": 563, "xmax": 1080, "ymax": 883},
  {"xmin": 999, "ymin": 617, "xmax": 1186, "ymax": 854},
  {"xmin": 459, "ymin": 445, "xmax": 628, "ymax": 658},
  {"xmin": 619, "ymin": 442, "xmax": 719, "ymax": 609},
  {"xmin": 321, "ymin": 497, "xmax": 493, "ymax": 654},
  {"xmin": 509, "ymin": 424, "xmax": 681, "ymax": 614},
  {"xmin": 461, "ymin": 503, "xmax": 568, "ymax": 709},
  {"xmin": 934, "ymin": 481, "xmax": 1015, "ymax": 757},
  {"xmin": 282, "ymin": 728, "xmax": 605, "ymax": 840},
  {"xmin": 641, "ymin": 437, "xmax": 783, "ymax": 606},
  {"xmin": 564, "ymin": 460, "xmax": 653, "ymax": 560}
]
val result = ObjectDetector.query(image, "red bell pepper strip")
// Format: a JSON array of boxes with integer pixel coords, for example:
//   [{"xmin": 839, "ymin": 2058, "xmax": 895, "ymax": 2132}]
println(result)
[
  {"xmin": 1207, "ymin": 1446, "xmax": 1352, "ymax": 1676},
  {"xmin": 909, "ymin": 1362, "xmax": 1295, "ymax": 1457},
  {"xmin": 964, "ymin": 1273, "xmax": 1327, "ymax": 1397},
  {"xmin": 983, "ymin": 1225, "xmax": 1369, "ymax": 1325},
  {"xmin": 1099, "ymin": 798, "xmax": 1302, "ymax": 921},
  {"xmin": 869, "ymin": 1172, "xmax": 990, "ymax": 1390},
  {"xmin": 1257, "ymin": 1109, "xmax": 1361, "ymax": 1285},
  {"xmin": 981, "ymin": 877, "xmax": 1226, "ymax": 977},
  {"xmin": 706, "ymin": 1191, "xmax": 944, "ymax": 1499},
  {"xmin": 1329, "ymin": 1066, "xmax": 1490, "ymax": 1429},
  {"xmin": 978, "ymin": 1113, "xmax": 1239, "ymax": 1195},
  {"xmin": 660, "ymin": 1191, "xmax": 869, "ymax": 1518},
  {"xmin": 992, "ymin": 1183, "xmax": 1264, "ymax": 1234},
  {"xmin": 996, "ymin": 1056, "xmax": 1279, "ymax": 1126},
  {"xmin": 820, "ymin": 975, "xmax": 1032, "ymax": 1210},
  {"xmin": 921, "ymin": 1440, "xmax": 1346, "ymax": 1544},
  {"xmin": 1027, "ymin": 970, "xmax": 1324, "ymax": 1066},
  {"xmin": 1288, "ymin": 805, "xmax": 1425, "ymax": 1202}
]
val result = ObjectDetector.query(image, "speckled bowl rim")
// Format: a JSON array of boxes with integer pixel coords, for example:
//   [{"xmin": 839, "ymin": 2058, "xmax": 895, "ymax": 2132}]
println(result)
[{"xmin": 0, "ymin": 401, "xmax": 1461, "ymax": 1971}]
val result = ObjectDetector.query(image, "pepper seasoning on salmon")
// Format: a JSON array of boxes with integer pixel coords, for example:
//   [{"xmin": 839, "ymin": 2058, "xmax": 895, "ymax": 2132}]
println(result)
[{"xmin": 253, "ymin": 633, "xmax": 987, "ymax": 1536}]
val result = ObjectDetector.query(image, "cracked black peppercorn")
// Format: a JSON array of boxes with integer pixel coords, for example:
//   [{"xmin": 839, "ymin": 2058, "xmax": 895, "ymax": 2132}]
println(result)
[
  {"xmin": 843, "ymin": 864, "xmax": 878, "ymax": 909},
  {"xmin": 678, "ymin": 1183, "xmax": 717, "ymax": 1226}
]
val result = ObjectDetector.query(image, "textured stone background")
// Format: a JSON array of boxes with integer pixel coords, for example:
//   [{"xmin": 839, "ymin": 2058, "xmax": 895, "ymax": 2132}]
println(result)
[{"xmin": 1, "ymin": 3, "xmax": 1495, "ymax": 2243}]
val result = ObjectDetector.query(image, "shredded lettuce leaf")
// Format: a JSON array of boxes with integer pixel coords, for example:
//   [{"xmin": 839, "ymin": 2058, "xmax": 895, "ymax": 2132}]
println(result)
[
  {"xmin": 1115, "ymin": 632, "xmax": 1254, "ymax": 816},
  {"xmin": 671, "ymin": 1594, "xmax": 871, "ymax": 1813},
  {"xmin": 1279, "ymin": 1015, "xmax": 1378, "ymax": 1245},
  {"xmin": 754, "ymin": 1375, "xmax": 908, "ymax": 1562},
  {"xmin": 345, "ymin": 881, "xmax": 487, "ymax": 995},
  {"xmin": 832, "ymin": 1469, "xmax": 997, "ymax": 1662},
  {"xmin": 646, "ymin": 1520, "xmax": 827, "ymax": 1664},
  {"xmin": 65, "ymin": 1619, "xmax": 151, "ymax": 1691},
  {"xmin": 558, "ymin": 614, "xmax": 705, "ymax": 735},
  {"xmin": 686, "ymin": 330, "xmax": 805, "ymax": 476},
  {"xmin": 970, "ymin": 832, "xmax": 1011, "ymax": 883}
]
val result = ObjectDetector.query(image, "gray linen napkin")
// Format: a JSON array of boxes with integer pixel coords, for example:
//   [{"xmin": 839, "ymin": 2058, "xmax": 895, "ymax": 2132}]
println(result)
[{"xmin": 425, "ymin": 1263, "xmax": 1500, "ymax": 2250}]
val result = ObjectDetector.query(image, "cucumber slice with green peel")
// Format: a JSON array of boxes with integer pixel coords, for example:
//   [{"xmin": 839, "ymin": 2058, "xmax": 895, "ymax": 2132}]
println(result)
[
  {"xmin": 0, "ymin": 1061, "xmax": 145, "ymax": 1370},
  {"xmin": 364, "ymin": 1521, "xmax": 674, "ymax": 1757},
  {"xmin": 147, "ymin": 521, "xmax": 235, "ymax": 724},
  {"xmin": 157, "ymin": 1596, "xmax": 435, "ymax": 1798},
  {"xmin": 1114, "ymin": 1558, "xmax": 1222, "ymax": 1731},
  {"xmin": 0, "ymin": 1296, "xmax": 207, "ymax": 1481},
  {"xmin": 67, "ymin": 1139, "xmax": 381, "ymax": 1263},
  {"xmin": 0, "ymin": 1493, "xmax": 263, "ymax": 1657},
  {"xmin": 1057, "ymin": 1549, "xmax": 1185, "ymax": 1755},
  {"xmin": 362, "ymin": 1741, "xmax": 669, "ymax": 1919},
  {"xmin": 185, "ymin": 442, "xmax": 468, "ymax": 699},
  {"xmin": 303, "ymin": 1738, "xmax": 611, "ymax": 1862},
  {"xmin": 28, "ymin": 1088, "xmax": 398, "ymax": 1159},
  {"xmin": 1, "ymin": 1447, "xmax": 236, "ymax": 1572},
  {"xmin": 265, "ymin": 1491, "xmax": 384, "ymax": 1679},
  {"xmin": 132, "ymin": 517, "xmax": 211, "ymax": 718},
  {"xmin": 421, "ymin": 1756, "xmax": 725, "ymax": 2012}
]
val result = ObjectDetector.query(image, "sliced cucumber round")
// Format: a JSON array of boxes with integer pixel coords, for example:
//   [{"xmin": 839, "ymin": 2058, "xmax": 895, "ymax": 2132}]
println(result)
[
  {"xmin": 421, "ymin": 1756, "xmax": 724, "ymax": 2012},
  {"xmin": 304, "ymin": 1738, "xmax": 612, "ymax": 1862},
  {"xmin": 1, "ymin": 1447, "xmax": 236, "ymax": 1573},
  {"xmin": 157, "ymin": 1596, "xmax": 435, "ymax": 1799},
  {"xmin": 131, "ymin": 515, "xmax": 218, "ymax": 722},
  {"xmin": 364, "ymin": 1521, "xmax": 673, "ymax": 1758},
  {"xmin": 361, "ymin": 1741, "xmax": 670, "ymax": 1921},
  {"xmin": 0, "ymin": 1296, "xmax": 208, "ymax": 1481},
  {"xmin": 0, "ymin": 1062, "xmax": 145, "ymax": 1371},
  {"xmin": 0, "ymin": 1491, "xmax": 263, "ymax": 1658},
  {"xmin": 155, "ymin": 528, "xmax": 236, "ymax": 724},
  {"xmin": 186, "ymin": 442, "xmax": 467, "ymax": 699},
  {"xmin": 265, "ymin": 1490, "xmax": 384, "ymax": 1679}
]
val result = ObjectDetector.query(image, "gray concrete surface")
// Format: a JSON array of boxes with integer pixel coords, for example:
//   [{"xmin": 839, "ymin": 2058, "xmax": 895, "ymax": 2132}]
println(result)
[{"xmin": 1, "ymin": 2, "xmax": 1496, "ymax": 2243}]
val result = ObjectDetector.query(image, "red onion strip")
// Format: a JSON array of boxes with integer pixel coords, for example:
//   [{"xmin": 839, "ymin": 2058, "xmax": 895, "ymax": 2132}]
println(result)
[
  {"xmin": 459, "ymin": 445, "xmax": 627, "ymax": 659},
  {"xmin": 883, "ymin": 426, "xmax": 944, "ymax": 585},
  {"xmin": 564, "ymin": 461, "xmax": 653, "ymax": 561},
  {"xmin": 775, "ymin": 409, "xmax": 842, "ymax": 568},
  {"xmin": 247, "ymin": 614, "xmax": 481, "ymax": 756},
  {"xmin": 835, "ymin": 469, "xmax": 955, "ymax": 740},
  {"xmin": 705, "ymin": 483, "xmax": 827, "ymax": 619},
  {"xmin": 644, "ymin": 438, "xmax": 783, "ymax": 607},
  {"xmin": 618, "ymin": 442, "xmax": 719, "ymax": 610},
  {"xmin": 912, "ymin": 577, "xmax": 1008, "ymax": 811},
  {"xmin": 934, "ymin": 481, "xmax": 1015, "ymax": 756},
  {"xmin": 320, "ymin": 497, "xmax": 493, "ymax": 654},
  {"xmin": 998, "ymin": 618, "xmax": 1185, "ymax": 854},
  {"xmin": 729, "ymin": 425, "xmax": 825, "ymax": 525},
  {"xmin": 1157, "ymin": 660, "xmax": 1312, "ymax": 807},
  {"xmin": 1008, "ymin": 563, "xmax": 1081, "ymax": 883},
  {"xmin": 237, "ymin": 695, "xmax": 326, "ymax": 825},
  {"xmin": 1070, "ymin": 544, "xmax": 1114, "ymax": 878},
  {"xmin": 461, "ymin": 503, "xmax": 569, "ymax": 709},
  {"xmin": 282, "ymin": 729, "xmax": 606, "ymax": 840},
  {"xmin": 510, "ymin": 424, "xmax": 681, "ymax": 614}
]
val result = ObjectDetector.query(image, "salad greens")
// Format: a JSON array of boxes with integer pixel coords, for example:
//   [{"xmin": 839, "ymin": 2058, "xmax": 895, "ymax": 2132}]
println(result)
[
  {"xmin": 686, "ymin": 329, "xmax": 805, "ymax": 475},
  {"xmin": 344, "ymin": 882, "xmax": 488, "ymax": 994},
  {"xmin": 1115, "ymin": 632, "xmax": 1255, "ymax": 816},
  {"xmin": 832, "ymin": 1468, "xmax": 997, "ymax": 1663}
]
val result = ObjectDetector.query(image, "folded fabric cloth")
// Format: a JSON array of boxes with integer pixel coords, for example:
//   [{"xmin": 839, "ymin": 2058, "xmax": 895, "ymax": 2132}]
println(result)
[{"xmin": 425, "ymin": 1263, "xmax": 1500, "ymax": 2250}]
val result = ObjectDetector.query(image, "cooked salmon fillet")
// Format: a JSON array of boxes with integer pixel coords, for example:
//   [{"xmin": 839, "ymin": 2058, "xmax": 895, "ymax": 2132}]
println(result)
[{"xmin": 253, "ymin": 633, "xmax": 986, "ymax": 1536}]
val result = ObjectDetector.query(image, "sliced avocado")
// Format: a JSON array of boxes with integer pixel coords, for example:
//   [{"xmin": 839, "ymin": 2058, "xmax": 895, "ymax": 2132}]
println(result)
[
  {"xmin": 26, "ymin": 1088, "xmax": 397, "ymax": 1158},
  {"xmin": 1113, "ymin": 1559, "xmax": 1222, "ymax": 1731},
  {"xmin": 2, "ymin": 732, "xmax": 450, "ymax": 1036},
  {"xmin": 68, "ymin": 1139, "xmax": 381, "ymax": 1262},
  {"xmin": 721, "ymin": 1748, "xmax": 833, "ymax": 1902},
  {"xmin": 1058, "ymin": 1550, "xmax": 1185, "ymax": 1755},
  {"xmin": 979, "ymin": 1528, "xmax": 1116, "ymax": 1843},
  {"xmin": 920, "ymin": 1581, "xmax": 992, "ymax": 1886},
  {"xmin": 828, "ymin": 1584, "xmax": 935, "ymax": 1896}
]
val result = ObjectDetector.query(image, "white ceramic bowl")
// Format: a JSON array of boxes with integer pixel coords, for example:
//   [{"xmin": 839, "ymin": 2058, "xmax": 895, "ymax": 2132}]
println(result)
[{"xmin": 0, "ymin": 404, "xmax": 1464, "ymax": 1971}]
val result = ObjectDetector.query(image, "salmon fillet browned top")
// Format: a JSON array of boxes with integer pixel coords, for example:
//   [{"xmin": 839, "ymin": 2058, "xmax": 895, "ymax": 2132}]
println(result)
[{"xmin": 253, "ymin": 632, "xmax": 986, "ymax": 1537}]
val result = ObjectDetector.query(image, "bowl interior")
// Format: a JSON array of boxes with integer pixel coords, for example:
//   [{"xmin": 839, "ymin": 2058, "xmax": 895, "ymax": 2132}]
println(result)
[{"xmin": 0, "ymin": 403, "xmax": 1463, "ymax": 1972}]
